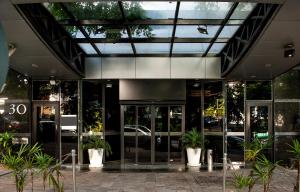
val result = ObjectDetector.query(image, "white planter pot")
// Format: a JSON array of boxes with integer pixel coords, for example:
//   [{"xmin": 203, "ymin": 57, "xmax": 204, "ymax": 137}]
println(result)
[
  {"xmin": 88, "ymin": 148, "xmax": 104, "ymax": 168},
  {"xmin": 186, "ymin": 147, "xmax": 201, "ymax": 167}
]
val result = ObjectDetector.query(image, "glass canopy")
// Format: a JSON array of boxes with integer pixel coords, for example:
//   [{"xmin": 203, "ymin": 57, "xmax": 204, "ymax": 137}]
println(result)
[{"xmin": 43, "ymin": 1, "xmax": 257, "ymax": 57}]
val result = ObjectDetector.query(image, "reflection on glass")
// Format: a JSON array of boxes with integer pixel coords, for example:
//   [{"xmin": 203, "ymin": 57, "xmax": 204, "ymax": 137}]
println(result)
[
  {"xmin": 155, "ymin": 106, "xmax": 168, "ymax": 132},
  {"xmin": 219, "ymin": 26, "xmax": 239, "ymax": 38},
  {"xmin": 155, "ymin": 106, "xmax": 168, "ymax": 163},
  {"xmin": 96, "ymin": 43, "xmax": 133, "ymax": 54},
  {"xmin": 131, "ymin": 25, "xmax": 173, "ymax": 38},
  {"xmin": 170, "ymin": 106, "xmax": 182, "ymax": 132},
  {"xmin": 227, "ymin": 81, "xmax": 245, "ymax": 132},
  {"xmin": 135, "ymin": 43, "xmax": 170, "ymax": 54},
  {"xmin": 246, "ymin": 81, "xmax": 271, "ymax": 100},
  {"xmin": 176, "ymin": 25, "xmax": 220, "ymax": 38},
  {"xmin": 137, "ymin": 106, "xmax": 151, "ymax": 163},
  {"xmin": 230, "ymin": 3, "xmax": 257, "ymax": 19},
  {"xmin": 274, "ymin": 68, "xmax": 300, "ymax": 99},
  {"xmin": 33, "ymin": 81, "xmax": 59, "ymax": 101},
  {"xmin": 82, "ymin": 81, "xmax": 102, "ymax": 133},
  {"xmin": 250, "ymin": 106, "xmax": 269, "ymax": 139},
  {"xmin": 124, "ymin": 106, "xmax": 136, "ymax": 163},
  {"xmin": 275, "ymin": 135, "xmax": 300, "ymax": 164},
  {"xmin": 63, "ymin": 26, "xmax": 84, "ymax": 39},
  {"xmin": 78, "ymin": 43, "xmax": 97, "ymax": 54},
  {"xmin": 155, "ymin": 136, "xmax": 168, "ymax": 163},
  {"xmin": 36, "ymin": 105, "xmax": 58, "ymax": 158},
  {"xmin": 61, "ymin": 136, "xmax": 78, "ymax": 163},
  {"xmin": 173, "ymin": 43, "xmax": 209, "ymax": 54},
  {"xmin": 204, "ymin": 81, "xmax": 224, "ymax": 132},
  {"xmin": 170, "ymin": 136, "xmax": 182, "ymax": 163},
  {"xmin": 60, "ymin": 81, "xmax": 78, "ymax": 115},
  {"xmin": 275, "ymin": 102, "xmax": 300, "ymax": 132},
  {"xmin": 227, "ymin": 136, "xmax": 244, "ymax": 162},
  {"xmin": 125, "ymin": 1, "xmax": 176, "ymax": 19},
  {"xmin": 179, "ymin": 2, "xmax": 233, "ymax": 19}
]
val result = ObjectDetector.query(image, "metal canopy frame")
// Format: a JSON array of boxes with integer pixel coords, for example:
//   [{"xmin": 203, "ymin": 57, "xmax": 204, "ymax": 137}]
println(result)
[{"xmin": 220, "ymin": 3, "xmax": 280, "ymax": 77}]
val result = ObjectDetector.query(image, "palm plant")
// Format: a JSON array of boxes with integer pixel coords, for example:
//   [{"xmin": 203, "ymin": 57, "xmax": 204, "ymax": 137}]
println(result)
[
  {"xmin": 48, "ymin": 161, "xmax": 64, "ymax": 192},
  {"xmin": 82, "ymin": 135, "xmax": 112, "ymax": 155},
  {"xmin": 0, "ymin": 132, "xmax": 14, "ymax": 155},
  {"xmin": 34, "ymin": 152, "xmax": 55, "ymax": 192},
  {"xmin": 252, "ymin": 155, "xmax": 279, "ymax": 192},
  {"xmin": 288, "ymin": 139, "xmax": 300, "ymax": 191},
  {"xmin": 232, "ymin": 172, "xmax": 254, "ymax": 192},
  {"xmin": 181, "ymin": 128, "xmax": 203, "ymax": 149}
]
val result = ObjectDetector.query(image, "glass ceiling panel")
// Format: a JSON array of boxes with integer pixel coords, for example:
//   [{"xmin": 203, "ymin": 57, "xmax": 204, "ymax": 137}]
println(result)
[
  {"xmin": 84, "ymin": 26, "xmax": 129, "ymax": 39},
  {"xmin": 65, "ymin": 2, "xmax": 122, "ymax": 20},
  {"xmin": 124, "ymin": 1, "xmax": 176, "ymax": 19},
  {"xmin": 173, "ymin": 43, "xmax": 209, "ymax": 54},
  {"xmin": 178, "ymin": 2, "xmax": 233, "ymax": 19},
  {"xmin": 78, "ymin": 43, "xmax": 97, "ymax": 54},
  {"xmin": 230, "ymin": 3, "xmax": 257, "ymax": 19},
  {"xmin": 135, "ymin": 43, "xmax": 170, "ymax": 54},
  {"xmin": 219, "ymin": 26, "xmax": 239, "ymax": 38},
  {"xmin": 131, "ymin": 25, "xmax": 173, "ymax": 38},
  {"xmin": 63, "ymin": 26, "xmax": 85, "ymax": 38},
  {"xmin": 96, "ymin": 43, "xmax": 133, "ymax": 54},
  {"xmin": 176, "ymin": 25, "xmax": 220, "ymax": 38},
  {"xmin": 43, "ymin": 3, "xmax": 70, "ymax": 20},
  {"xmin": 208, "ymin": 43, "xmax": 226, "ymax": 54}
]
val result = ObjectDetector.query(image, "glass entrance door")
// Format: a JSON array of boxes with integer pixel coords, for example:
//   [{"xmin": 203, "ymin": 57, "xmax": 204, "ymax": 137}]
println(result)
[
  {"xmin": 246, "ymin": 102, "xmax": 273, "ymax": 159},
  {"xmin": 33, "ymin": 102, "xmax": 60, "ymax": 159},
  {"xmin": 122, "ymin": 105, "xmax": 184, "ymax": 165}
]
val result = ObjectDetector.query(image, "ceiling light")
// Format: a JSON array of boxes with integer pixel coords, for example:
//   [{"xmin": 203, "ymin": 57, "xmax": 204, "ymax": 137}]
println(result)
[
  {"xmin": 106, "ymin": 83, "xmax": 112, "ymax": 88},
  {"xmin": 265, "ymin": 64, "xmax": 271, "ymax": 68},
  {"xmin": 284, "ymin": 43, "xmax": 295, "ymax": 58},
  {"xmin": 49, "ymin": 76, "xmax": 56, "ymax": 85},
  {"xmin": 250, "ymin": 75, "xmax": 256, "ymax": 78},
  {"xmin": 197, "ymin": 25, "xmax": 208, "ymax": 35},
  {"xmin": 8, "ymin": 43, "xmax": 16, "ymax": 57}
]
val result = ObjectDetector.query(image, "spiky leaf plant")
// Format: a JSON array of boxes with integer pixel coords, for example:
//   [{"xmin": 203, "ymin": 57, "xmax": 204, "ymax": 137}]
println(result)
[{"xmin": 181, "ymin": 128, "xmax": 203, "ymax": 149}]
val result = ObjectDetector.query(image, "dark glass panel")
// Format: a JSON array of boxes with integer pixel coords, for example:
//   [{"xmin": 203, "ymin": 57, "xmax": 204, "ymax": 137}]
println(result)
[
  {"xmin": 170, "ymin": 106, "xmax": 182, "ymax": 132},
  {"xmin": 274, "ymin": 67, "xmax": 300, "ymax": 99},
  {"xmin": 155, "ymin": 135, "xmax": 168, "ymax": 163},
  {"xmin": 275, "ymin": 102, "xmax": 300, "ymax": 132},
  {"xmin": 274, "ymin": 135, "xmax": 300, "ymax": 165},
  {"xmin": 61, "ymin": 81, "xmax": 78, "ymax": 115},
  {"xmin": 137, "ymin": 106, "xmax": 151, "ymax": 163},
  {"xmin": 186, "ymin": 80, "xmax": 201, "ymax": 132},
  {"xmin": 33, "ymin": 81, "xmax": 59, "ymax": 101},
  {"xmin": 204, "ymin": 81, "xmax": 224, "ymax": 132},
  {"xmin": 124, "ymin": 105, "xmax": 136, "ymax": 163},
  {"xmin": 246, "ymin": 81, "xmax": 271, "ymax": 100},
  {"xmin": 205, "ymin": 135, "xmax": 223, "ymax": 163},
  {"xmin": 227, "ymin": 136, "xmax": 244, "ymax": 162},
  {"xmin": 227, "ymin": 81, "xmax": 245, "ymax": 132},
  {"xmin": 61, "ymin": 136, "xmax": 78, "ymax": 163},
  {"xmin": 249, "ymin": 106, "xmax": 269, "ymax": 139},
  {"xmin": 170, "ymin": 136, "xmax": 182, "ymax": 163},
  {"xmin": 82, "ymin": 81, "xmax": 102, "ymax": 133},
  {"xmin": 155, "ymin": 106, "xmax": 168, "ymax": 132}
]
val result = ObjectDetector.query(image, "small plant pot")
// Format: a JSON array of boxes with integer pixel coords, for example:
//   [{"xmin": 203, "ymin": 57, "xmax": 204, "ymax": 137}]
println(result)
[
  {"xmin": 88, "ymin": 148, "xmax": 104, "ymax": 168},
  {"xmin": 186, "ymin": 147, "xmax": 201, "ymax": 167}
]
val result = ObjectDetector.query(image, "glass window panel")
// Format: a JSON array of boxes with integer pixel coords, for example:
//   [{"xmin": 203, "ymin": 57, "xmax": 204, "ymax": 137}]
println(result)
[
  {"xmin": 219, "ymin": 26, "xmax": 239, "ymax": 38},
  {"xmin": 173, "ymin": 43, "xmax": 209, "ymax": 54},
  {"xmin": 227, "ymin": 136, "xmax": 244, "ymax": 162},
  {"xmin": 246, "ymin": 81, "xmax": 272, "ymax": 100},
  {"xmin": 86, "ymin": 26, "xmax": 128, "ymax": 39},
  {"xmin": 204, "ymin": 135, "xmax": 223, "ymax": 163},
  {"xmin": 65, "ymin": 2, "xmax": 122, "ymax": 20},
  {"xmin": 170, "ymin": 106, "xmax": 182, "ymax": 132},
  {"xmin": 43, "ymin": 3, "xmax": 70, "ymax": 20},
  {"xmin": 78, "ymin": 43, "xmax": 97, "ymax": 54},
  {"xmin": 96, "ymin": 43, "xmax": 133, "ymax": 54},
  {"xmin": 275, "ymin": 102, "xmax": 300, "ymax": 132},
  {"xmin": 33, "ymin": 81, "xmax": 59, "ymax": 101},
  {"xmin": 274, "ymin": 67, "xmax": 300, "ymax": 99},
  {"xmin": 131, "ymin": 25, "xmax": 173, "ymax": 38},
  {"xmin": 204, "ymin": 81, "xmax": 224, "ymax": 132},
  {"xmin": 135, "ymin": 43, "xmax": 170, "ymax": 54},
  {"xmin": 175, "ymin": 25, "xmax": 220, "ymax": 38},
  {"xmin": 64, "ymin": 26, "xmax": 85, "ymax": 38},
  {"xmin": 275, "ymin": 135, "xmax": 300, "ymax": 165},
  {"xmin": 170, "ymin": 136, "xmax": 182, "ymax": 163},
  {"xmin": 208, "ymin": 43, "xmax": 226, "ymax": 54},
  {"xmin": 230, "ymin": 3, "xmax": 257, "ymax": 19},
  {"xmin": 227, "ymin": 20, "xmax": 244, "ymax": 25},
  {"xmin": 179, "ymin": 2, "xmax": 233, "ymax": 19},
  {"xmin": 227, "ymin": 81, "xmax": 245, "ymax": 132},
  {"xmin": 125, "ymin": 1, "xmax": 176, "ymax": 19}
]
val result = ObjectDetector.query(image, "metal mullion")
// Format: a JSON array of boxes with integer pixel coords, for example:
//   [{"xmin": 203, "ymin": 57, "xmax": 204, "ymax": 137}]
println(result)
[
  {"xmin": 135, "ymin": 106, "xmax": 138, "ymax": 164},
  {"xmin": 168, "ymin": 106, "xmax": 170, "ymax": 164},
  {"xmin": 118, "ymin": 1, "xmax": 136, "ymax": 56},
  {"xmin": 59, "ymin": 3, "xmax": 102, "ymax": 56},
  {"xmin": 202, "ymin": 3, "xmax": 239, "ymax": 57},
  {"xmin": 169, "ymin": 1, "xmax": 180, "ymax": 57}
]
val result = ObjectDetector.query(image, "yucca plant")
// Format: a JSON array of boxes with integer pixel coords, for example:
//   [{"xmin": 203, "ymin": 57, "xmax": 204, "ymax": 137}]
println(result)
[
  {"xmin": 253, "ymin": 155, "xmax": 279, "ymax": 192},
  {"xmin": 34, "ymin": 152, "xmax": 55, "ymax": 192},
  {"xmin": 181, "ymin": 128, "xmax": 203, "ymax": 149},
  {"xmin": 288, "ymin": 139, "xmax": 300, "ymax": 191},
  {"xmin": 232, "ymin": 172, "xmax": 254, "ymax": 192}
]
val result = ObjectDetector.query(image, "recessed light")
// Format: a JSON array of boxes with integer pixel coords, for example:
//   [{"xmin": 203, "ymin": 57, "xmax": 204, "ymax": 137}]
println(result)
[
  {"xmin": 265, "ymin": 64, "xmax": 271, "ymax": 68},
  {"xmin": 31, "ymin": 64, "xmax": 38, "ymax": 68},
  {"xmin": 250, "ymin": 75, "xmax": 256, "ymax": 78}
]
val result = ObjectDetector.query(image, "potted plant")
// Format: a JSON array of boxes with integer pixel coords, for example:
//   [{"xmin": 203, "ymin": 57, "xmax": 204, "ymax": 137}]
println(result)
[
  {"xmin": 82, "ymin": 135, "xmax": 111, "ymax": 168},
  {"xmin": 181, "ymin": 128, "xmax": 203, "ymax": 167}
]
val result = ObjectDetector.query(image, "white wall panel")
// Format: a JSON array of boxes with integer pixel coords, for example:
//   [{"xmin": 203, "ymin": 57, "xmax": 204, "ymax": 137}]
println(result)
[
  {"xmin": 102, "ymin": 57, "xmax": 135, "ymax": 79},
  {"xmin": 171, "ymin": 57, "xmax": 205, "ymax": 79},
  {"xmin": 84, "ymin": 57, "xmax": 101, "ymax": 79},
  {"xmin": 136, "ymin": 57, "xmax": 170, "ymax": 79},
  {"xmin": 205, "ymin": 57, "xmax": 221, "ymax": 79}
]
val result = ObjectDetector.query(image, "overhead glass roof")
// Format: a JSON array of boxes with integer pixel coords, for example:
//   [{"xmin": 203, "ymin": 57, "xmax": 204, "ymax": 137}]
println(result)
[{"xmin": 43, "ymin": 1, "xmax": 257, "ymax": 57}]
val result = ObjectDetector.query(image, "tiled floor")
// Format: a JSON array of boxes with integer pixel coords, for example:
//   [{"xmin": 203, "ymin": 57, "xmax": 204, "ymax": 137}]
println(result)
[{"xmin": 0, "ymin": 168, "xmax": 296, "ymax": 192}]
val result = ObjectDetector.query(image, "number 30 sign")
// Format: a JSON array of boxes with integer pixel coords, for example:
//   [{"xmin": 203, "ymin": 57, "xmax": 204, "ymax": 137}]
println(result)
[{"xmin": 8, "ymin": 104, "xmax": 27, "ymax": 115}]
